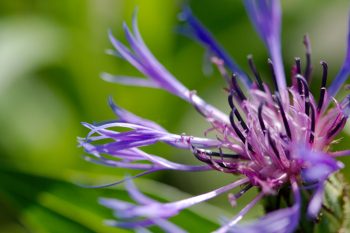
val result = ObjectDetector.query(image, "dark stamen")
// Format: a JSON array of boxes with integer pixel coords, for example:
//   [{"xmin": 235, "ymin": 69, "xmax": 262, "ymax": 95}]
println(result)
[
  {"xmin": 294, "ymin": 57, "xmax": 303, "ymax": 95},
  {"xmin": 303, "ymin": 35, "xmax": 312, "ymax": 83},
  {"xmin": 309, "ymin": 105, "xmax": 315, "ymax": 143},
  {"xmin": 234, "ymin": 183, "xmax": 253, "ymax": 199},
  {"xmin": 317, "ymin": 61, "xmax": 328, "ymax": 113},
  {"xmin": 267, "ymin": 131, "xmax": 280, "ymax": 159},
  {"xmin": 296, "ymin": 75, "xmax": 311, "ymax": 116},
  {"xmin": 192, "ymin": 152, "xmax": 230, "ymax": 172},
  {"xmin": 258, "ymin": 102, "xmax": 266, "ymax": 134},
  {"xmin": 248, "ymin": 55, "xmax": 264, "ymax": 91},
  {"xmin": 227, "ymin": 95, "xmax": 249, "ymax": 131},
  {"xmin": 327, "ymin": 117, "xmax": 346, "ymax": 138},
  {"xmin": 231, "ymin": 74, "xmax": 247, "ymax": 102},
  {"xmin": 234, "ymin": 108, "xmax": 249, "ymax": 132},
  {"xmin": 275, "ymin": 94, "xmax": 292, "ymax": 139},
  {"xmin": 295, "ymin": 57, "xmax": 302, "ymax": 74},
  {"xmin": 268, "ymin": 59, "xmax": 279, "ymax": 93},
  {"xmin": 192, "ymin": 146, "xmax": 241, "ymax": 159},
  {"xmin": 228, "ymin": 93, "xmax": 235, "ymax": 109},
  {"xmin": 230, "ymin": 110, "xmax": 246, "ymax": 143}
]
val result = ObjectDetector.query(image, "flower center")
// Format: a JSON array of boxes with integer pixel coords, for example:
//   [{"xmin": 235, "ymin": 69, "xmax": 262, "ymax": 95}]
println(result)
[{"xmin": 192, "ymin": 56, "xmax": 349, "ymax": 193}]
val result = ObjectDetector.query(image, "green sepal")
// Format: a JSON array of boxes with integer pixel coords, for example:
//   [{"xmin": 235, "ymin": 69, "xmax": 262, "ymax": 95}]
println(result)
[{"xmin": 314, "ymin": 173, "xmax": 350, "ymax": 233}]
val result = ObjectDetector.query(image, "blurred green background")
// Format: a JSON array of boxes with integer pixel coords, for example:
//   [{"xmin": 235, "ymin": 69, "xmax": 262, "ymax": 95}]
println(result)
[{"xmin": 0, "ymin": 0, "xmax": 349, "ymax": 232}]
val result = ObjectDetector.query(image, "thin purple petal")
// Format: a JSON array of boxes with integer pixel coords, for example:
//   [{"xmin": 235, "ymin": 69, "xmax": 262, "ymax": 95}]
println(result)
[
  {"xmin": 107, "ymin": 13, "xmax": 230, "ymax": 124},
  {"xmin": 217, "ymin": 179, "xmax": 300, "ymax": 233},
  {"xmin": 243, "ymin": 0, "xmax": 286, "ymax": 92},
  {"xmin": 103, "ymin": 178, "xmax": 248, "ymax": 220},
  {"xmin": 307, "ymin": 183, "xmax": 325, "ymax": 218},
  {"xmin": 101, "ymin": 73, "xmax": 159, "ymax": 88},
  {"xmin": 297, "ymin": 148, "xmax": 343, "ymax": 182},
  {"xmin": 179, "ymin": 7, "xmax": 251, "ymax": 88}
]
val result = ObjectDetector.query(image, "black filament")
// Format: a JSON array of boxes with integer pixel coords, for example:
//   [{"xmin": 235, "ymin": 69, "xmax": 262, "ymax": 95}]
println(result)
[
  {"xmin": 230, "ymin": 110, "xmax": 246, "ymax": 143},
  {"xmin": 275, "ymin": 94, "xmax": 292, "ymax": 139},
  {"xmin": 258, "ymin": 102, "xmax": 266, "ymax": 133},
  {"xmin": 296, "ymin": 75, "xmax": 311, "ymax": 116},
  {"xmin": 267, "ymin": 131, "xmax": 280, "ymax": 159},
  {"xmin": 234, "ymin": 183, "xmax": 253, "ymax": 199},
  {"xmin": 192, "ymin": 147, "xmax": 241, "ymax": 159},
  {"xmin": 248, "ymin": 55, "xmax": 264, "ymax": 91},
  {"xmin": 268, "ymin": 59, "xmax": 279, "ymax": 93},
  {"xmin": 231, "ymin": 74, "xmax": 247, "ymax": 102},
  {"xmin": 309, "ymin": 105, "xmax": 315, "ymax": 143},
  {"xmin": 294, "ymin": 57, "xmax": 303, "ymax": 95},
  {"xmin": 228, "ymin": 94, "xmax": 248, "ymax": 131},
  {"xmin": 317, "ymin": 61, "xmax": 328, "ymax": 112},
  {"xmin": 327, "ymin": 117, "xmax": 346, "ymax": 138}
]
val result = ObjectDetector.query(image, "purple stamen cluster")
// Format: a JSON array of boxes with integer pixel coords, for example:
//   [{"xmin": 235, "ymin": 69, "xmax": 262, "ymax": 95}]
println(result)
[{"xmin": 79, "ymin": 1, "xmax": 350, "ymax": 232}]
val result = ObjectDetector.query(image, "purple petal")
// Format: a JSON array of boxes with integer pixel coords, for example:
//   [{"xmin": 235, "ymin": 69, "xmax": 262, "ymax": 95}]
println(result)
[
  {"xmin": 151, "ymin": 219, "xmax": 187, "ymax": 233},
  {"xmin": 224, "ymin": 204, "xmax": 299, "ymax": 233},
  {"xmin": 328, "ymin": 12, "xmax": 350, "ymax": 97},
  {"xmin": 81, "ymin": 134, "xmax": 212, "ymax": 172},
  {"xmin": 243, "ymin": 0, "xmax": 286, "ymax": 92},
  {"xmin": 108, "ymin": 31, "xmax": 148, "ymax": 74},
  {"xmin": 104, "ymin": 219, "xmax": 156, "ymax": 229},
  {"xmin": 295, "ymin": 148, "xmax": 343, "ymax": 219},
  {"xmin": 108, "ymin": 13, "xmax": 229, "ymax": 124},
  {"xmin": 331, "ymin": 149, "xmax": 350, "ymax": 157},
  {"xmin": 101, "ymin": 73, "xmax": 159, "ymax": 88},
  {"xmin": 83, "ymin": 121, "xmax": 222, "ymax": 150},
  {"xmin": 217, "ymin": 179, "xmax": 300, "ymax": 233},
  {"xmin": 297, "ymin": 148, "xmax": 343, "ymax": 182},
  {"xmin": 113, "ymin": 19, "xmax": 189, "ymax": 97},
  {"xmin": 125, "ymin": 179, "xmax": 157, "ymax": 205},
  {"xmin": 179, "ymin": 7, "xmax": 251, "ymax": 88},
  {"xmin": 214, "ymin": 192, "xmax": 264, "ymax": 233},
  {"xmin": 100, "ymin": 179, "xmax": 248, "ymax": 232},
  {"xmin": 105, "ymin": 218, "xmax": 187, "ymax": 233},
  {"xmin": 167, "ymin": 177, "xmax": 249, "ymax": 210},
  {"xmin": 307, "ymin": 183, "xmax": 324, "ymax": 218},
  {"xmin": 108, "ymin": 98, "xmax": 166, "ymax": 131},
  {"xmin": 105, "ymin": 178, "xmax": 248, "ymax": 220}
]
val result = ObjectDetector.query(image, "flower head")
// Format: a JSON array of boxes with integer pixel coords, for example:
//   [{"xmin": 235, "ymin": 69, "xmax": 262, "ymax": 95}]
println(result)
[{"xmin": 79, "ymin": 1, "xmax": 350, "ymax": 232}]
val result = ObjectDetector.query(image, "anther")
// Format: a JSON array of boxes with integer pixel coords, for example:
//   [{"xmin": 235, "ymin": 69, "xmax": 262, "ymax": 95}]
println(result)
[
  {"xmin": 274, "ymin": 93, "xmax": 292, "ymax": 139},
  {"xmin": 294, "ymin": 57, "xmax": 303, "ymax": 95},
  {"xmin": 191, "ymin": 149, "xmax": 231, "ymax": 172},
  {"xmin": 258, "ymin": 102, "xmax": 266, "ymax": 134},
  {"xmin": 231, "ymin": 74, "xmax": 247, "ymax": 102},
  {"xmin": 248, "ymin": 55, "xmax": 264, "ymax": 91},
  {"xmin": 296, "ymin": 75, "xmax": 311, "ymax": 116},
  {"xmin": 227, "ymin": 95, "xmax": 249, "ymax": 131},
  {"xmin": 234, "ymin": 183, "xmax": 253, "ymax": 199},
  {"xmin": 228, "ymin": 92, "xmax": 235, "ymax": 109},
  {"xmin": 309, "ymin": 105, "xmax": 315, "ymax": 143},
  {"xmin": 295, "ymin": 57, "xmax": 301, "ymax": 74},
  {"xmin": 317, "ymin": 61, "xmax": 328, "ymax": 113},
  {"xmin": 267, "ymin": 131, "xmax": 280, "ymax": 159},
  {"xmin": 268, "ymin": 59, "xmax": 279, "ymax": 93},
  {"xmin": 230, "ymin": 111, "xmax": 246, "ymax": 143},
  {"xmin": 191, "ymin": 146, "xmax": 241, "ymax": 159},
  {"xmin": 327, "ymin": 117, "xmax": 346, "ymax": 138}
]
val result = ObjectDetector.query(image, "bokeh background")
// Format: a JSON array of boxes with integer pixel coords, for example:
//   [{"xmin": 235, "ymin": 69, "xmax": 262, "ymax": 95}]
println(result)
[{"xmin": 1, "ymin": 0, "xmax": 350, "ymax": 232}]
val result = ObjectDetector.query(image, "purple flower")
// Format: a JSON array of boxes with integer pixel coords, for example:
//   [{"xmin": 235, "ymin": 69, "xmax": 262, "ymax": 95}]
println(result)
[{"xmin": 80, "ymin": 1, "xmax": 350, "ymax": 232}]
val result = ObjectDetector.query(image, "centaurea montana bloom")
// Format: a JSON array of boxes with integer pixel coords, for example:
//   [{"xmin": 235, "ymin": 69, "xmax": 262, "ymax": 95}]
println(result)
[{"xmin": 79, "ymin": 1, "xmax": 350, "ymax": 232}]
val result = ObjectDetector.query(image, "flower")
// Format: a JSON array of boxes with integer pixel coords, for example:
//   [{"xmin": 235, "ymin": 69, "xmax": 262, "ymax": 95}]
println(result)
[{"xmin": 79, "ymin": 1, "xmax": 350, "ymax": 232}]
